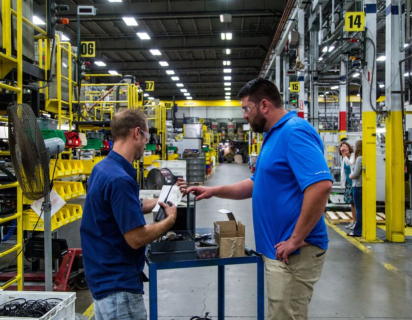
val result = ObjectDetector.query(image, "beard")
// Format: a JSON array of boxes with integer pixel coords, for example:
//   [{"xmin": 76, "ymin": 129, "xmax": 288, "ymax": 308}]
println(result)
[{"xmin": 249, "ymin": 108, "xmax": 266, "ymax": 133}]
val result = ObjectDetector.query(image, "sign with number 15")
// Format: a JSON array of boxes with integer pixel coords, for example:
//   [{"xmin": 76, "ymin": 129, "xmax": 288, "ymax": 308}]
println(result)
[{"xmin": 290, "ymin": 82, "xmax": 300, "ymax": 92}]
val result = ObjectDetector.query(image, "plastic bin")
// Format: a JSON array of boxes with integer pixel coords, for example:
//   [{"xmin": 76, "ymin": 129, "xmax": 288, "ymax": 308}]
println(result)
[
  {"xmin": 0, "ymin": 290, "xmax": 75, "ymax": 320},
  {"xmin": 87, "ymin": 132, "xmax": 104, "ymax": 140},
  {"xmin": 83, "ymin": 139, "xmax": 104, "ymax": 150},
  {"xmin": 41, "ymin": 130, "xmax": 66, "ymax": 144},
  {"xmin": 37, "ymin": 118, "xmax": 58, "ymax": 130}
]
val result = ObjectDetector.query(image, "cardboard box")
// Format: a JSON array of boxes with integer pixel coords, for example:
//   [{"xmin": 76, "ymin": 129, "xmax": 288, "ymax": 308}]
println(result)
[{"xmin": 214, "ymin": 209, "xmax": 245, "ymax": 258}]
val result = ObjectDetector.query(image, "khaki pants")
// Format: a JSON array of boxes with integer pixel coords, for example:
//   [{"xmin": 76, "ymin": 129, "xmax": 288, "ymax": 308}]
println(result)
[{"xmin": 263, "ymin": 245, "xmax": 326, "ymax": 320}]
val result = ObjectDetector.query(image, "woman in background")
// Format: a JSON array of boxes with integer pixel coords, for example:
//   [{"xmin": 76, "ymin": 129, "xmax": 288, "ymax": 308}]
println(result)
[
  {"xmin": 339, "ymin": 141, "xmax": 356, "ymax": 229},
  {"xmin": 348, "ymin": 140, "xmax": 363, "ymax": 237}
]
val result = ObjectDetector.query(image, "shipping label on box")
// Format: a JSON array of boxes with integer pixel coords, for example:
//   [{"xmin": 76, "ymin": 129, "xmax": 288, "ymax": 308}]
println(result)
[{"xmin": 214, "ymin": 210, "xmax": 245, "ymax": 258}]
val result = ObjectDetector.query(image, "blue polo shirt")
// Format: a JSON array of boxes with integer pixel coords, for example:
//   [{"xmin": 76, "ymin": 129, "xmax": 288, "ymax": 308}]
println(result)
[
  {"xmin": 80, "ymin": 151, "xmax": 146, "ymax": 300},
  {"xmin": 251, "ymin": 111, "xmax": 332, "ymax": 259}
]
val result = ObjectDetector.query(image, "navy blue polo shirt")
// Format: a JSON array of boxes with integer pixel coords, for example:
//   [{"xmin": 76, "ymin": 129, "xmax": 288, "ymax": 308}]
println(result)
[
  {"xmin": 251, "ymin": 111, "xmax": 332, "ymax": 259},
  {"xmin": 80, "ymin": 151, "xmax": 146, "ymax": 300}
]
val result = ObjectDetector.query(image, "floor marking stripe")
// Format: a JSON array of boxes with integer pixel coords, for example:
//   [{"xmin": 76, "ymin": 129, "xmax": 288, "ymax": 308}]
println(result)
[
  {"xmin": 325, "ymin": 220, "xmax": 372, "ymax": 253},
  {"xmin": 83, "ymin": 302, "xmax": 94, "ymax": 319}
]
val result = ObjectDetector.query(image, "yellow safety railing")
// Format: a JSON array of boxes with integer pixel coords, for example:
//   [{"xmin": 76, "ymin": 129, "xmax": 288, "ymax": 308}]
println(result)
[{"xmin": 0, "ymin": 0, "xmax": 24, "ymax": 290}]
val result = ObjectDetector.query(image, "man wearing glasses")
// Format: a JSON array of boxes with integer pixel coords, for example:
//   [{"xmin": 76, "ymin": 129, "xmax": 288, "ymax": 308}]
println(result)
[
  {"xmin": 187, "ymin": 78, "xmax": 332, "ymax": 320},
  {"xmin": 81, "ymin": 109, "xmax": 186, "ymax": 319}
]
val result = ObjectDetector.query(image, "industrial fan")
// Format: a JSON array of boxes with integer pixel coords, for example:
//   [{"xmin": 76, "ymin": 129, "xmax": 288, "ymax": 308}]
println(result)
[
  {"xmin": 146, "ymin": 168, "xmax": 178, "ymax": 190},
  {"xmin": 7, "ymin": 103, "xmax": 64, "ymax": 291}
]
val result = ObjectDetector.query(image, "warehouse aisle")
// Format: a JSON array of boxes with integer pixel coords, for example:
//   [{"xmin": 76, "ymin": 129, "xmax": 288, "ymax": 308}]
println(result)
[{"xmin": 72, "ymin": 163, "xmax": 412, "ymax": 319}]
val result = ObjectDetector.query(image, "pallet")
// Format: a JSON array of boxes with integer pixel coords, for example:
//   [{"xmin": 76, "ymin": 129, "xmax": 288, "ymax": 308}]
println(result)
[{"xmin": 326, "ymin": 211, "xmax": 386, "ymax": 225}]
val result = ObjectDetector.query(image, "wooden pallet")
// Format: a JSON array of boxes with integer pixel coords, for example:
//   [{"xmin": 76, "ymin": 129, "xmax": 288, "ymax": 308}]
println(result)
[{"xmin": 326, "ymin": 211, "xmax": 386, "ymax": 225}]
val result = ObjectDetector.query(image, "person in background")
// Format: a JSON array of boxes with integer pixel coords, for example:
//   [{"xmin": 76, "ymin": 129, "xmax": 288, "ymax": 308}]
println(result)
[
  {"xmin": 338, "ymin": 141, "xmax": 356, "ymax": 229},
  {"xmin": 187, "ymin": 78, "xmax": 332, "ymax": 320},
  {"xmin": 348, "ymin": 140, "xmax": 363, "ymax": 237},
  {"xmin": 81, "ymin": 109, "xmax": 186, "ymax": 320}
]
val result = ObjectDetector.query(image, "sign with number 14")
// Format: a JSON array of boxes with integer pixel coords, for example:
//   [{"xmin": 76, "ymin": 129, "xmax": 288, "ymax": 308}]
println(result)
[{"xmin": 344, "ymin": 12, "xmax": 365, "ymax": 32}]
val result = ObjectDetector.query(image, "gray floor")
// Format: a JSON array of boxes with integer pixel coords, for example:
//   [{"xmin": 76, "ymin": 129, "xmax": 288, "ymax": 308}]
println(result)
[{"xmin": 65, "ymin": 163, "xmax": 412, "ymax": 319}]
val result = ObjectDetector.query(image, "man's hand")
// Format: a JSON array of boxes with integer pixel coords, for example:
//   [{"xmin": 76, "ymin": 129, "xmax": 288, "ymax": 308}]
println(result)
[
  {"xmin": 274, "ymin": 239, "xmax": 309, "ymax": 264},
  {"xmin": 158, "ymin": 201, "xmax": 177, "ymax": 224},
  {"xmin": 186, "ymin": 186, "xmax": 214, "ymax": 201},
  {"xmin": 175, "ymin": 178, "xmax": 187, "ymax": 196}
]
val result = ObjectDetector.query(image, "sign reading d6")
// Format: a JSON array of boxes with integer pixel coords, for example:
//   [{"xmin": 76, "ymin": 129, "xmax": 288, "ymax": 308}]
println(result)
[
  {"xmin": 145, "ymin": 81, "xmax": 155, "ymax": 91},
  {"xmin": 80, "ymin": 41, "xmax": 95, "ymax": 57},
  {"xmin": 344, "ymin": 12, "xmax": 365, "ymax": 32},
  {"xmin": 290, "ymin": 82, "xmax": 300, "ymax": 92}
]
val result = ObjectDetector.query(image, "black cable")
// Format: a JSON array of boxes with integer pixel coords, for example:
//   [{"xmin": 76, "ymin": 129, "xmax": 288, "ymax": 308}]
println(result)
[{"xmin": 0, "ymin": 298, "xmax": 63, "ymax": 317}]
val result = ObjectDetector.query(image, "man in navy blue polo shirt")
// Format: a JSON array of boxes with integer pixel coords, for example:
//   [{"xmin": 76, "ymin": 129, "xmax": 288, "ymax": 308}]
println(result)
[
  {"xmin": 187, "ymin": 78, "xmax": 332, "ymax": 320},
  {"xmin": 81, "ymin": 109, "xmax": 181, "ymax": 320}
]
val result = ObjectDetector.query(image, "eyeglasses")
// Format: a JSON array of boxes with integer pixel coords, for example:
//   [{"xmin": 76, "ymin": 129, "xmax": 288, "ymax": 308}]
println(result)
[
  {"xmin": 140, "ymin": 129, "xmax": 151, "ymax": 142},
  {"xmin": 242, "ymin": 101, "xmax": 261, "ymax": 115}
]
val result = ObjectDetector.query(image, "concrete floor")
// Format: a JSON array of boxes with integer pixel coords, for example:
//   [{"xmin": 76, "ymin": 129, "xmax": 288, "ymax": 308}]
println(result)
[{"xmin": 55, "ymin": 163, "xmax": 412, "ymax": 319}]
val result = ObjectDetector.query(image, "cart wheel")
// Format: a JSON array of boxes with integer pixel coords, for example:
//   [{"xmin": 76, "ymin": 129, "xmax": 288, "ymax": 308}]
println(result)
[{"xmin": 74, "ymin": 274, "xmax": 88, "ymax": 290}]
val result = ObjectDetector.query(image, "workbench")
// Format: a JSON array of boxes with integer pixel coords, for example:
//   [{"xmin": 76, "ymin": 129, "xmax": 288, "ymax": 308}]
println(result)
[{"xmin": 146, "ymin": 255, "xmax": 264, "ymax": 319}]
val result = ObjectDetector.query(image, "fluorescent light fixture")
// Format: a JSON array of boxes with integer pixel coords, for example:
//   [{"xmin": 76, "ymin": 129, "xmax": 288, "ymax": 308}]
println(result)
[
  {"xmin": 220, "ymin": 14, "xmax": 232, "ymax": 23},
  {"xmin": 159, "ymin": 61, "xmax": 169, "ymax": 66},
  {"xmin": 61, "ymin": 34, "xmax": 70, "ymax": 41},
  {"xmin": 166, "ymin": 70, "xmax": 175, "ymax": 75},
  {"xmin": 122, "ymin": 17, "xmax": 138, "ymax": 26},
  {"xmin": 357, "ymin": 93, "xmax": 360, "ymax": 97},
  {"xmin": 171, "ymin": 77, "xmax": 179, "ymax": 81},
  {"xmin": 137, "ymin": 32, "xmax": 150, "ymax": 40},
  {"xmin": 187, "ymin": 97, "xmax": 193, "ymax": 100},
  {"xmin": 224, "ymin": 87, "xmax": 231, "ymax": 91},
  {"xmin": 223, "ymin": 68, "xmax": 232, "ymax": 73},
  {"xmin": 33, "ymin": 16, "xmax": 45, "ymax": 25},
  {"xmin": 328, "ymin": 46, "xmax": 335, "ymax": 52},
  {"xmin": 331, "ymin": 86, "xmax": 338, "ymax": 90},
  {"xmin": 108, "ymin": 0, "xmax": 122, "ymax": 2},
  {"xmin": 377, "ymin": 56, "xmax": 386, "ymax": 61},
  {"xmin": 325, "ymin": 92, "xmax": 330, "ymax": 94},
  {"xmin": 94, "ymin": 61, "xmax": 106, "ymax": 66},
  {"xmin": 405, "ymin": 72, "xmax": 410, "ymax": 77},
  {"xmin": 352, "ymin": 73, "xmax": 360, "ymax": 78},
  {"xmin": 221, "ymin": 32, "xmax": 233, "ymax": 40},
  {"xmin": 223, "ymin": 61, "xmax": 231, "ymax": 66},
  {"xmin": 176, "ymin": 83, "xmax": 184, "ymax": 87},
  {"xmin": 405, "ymin": 44, "xmax": 409, "ymax": 48},
  {"xmin": 225, "ymin": 49, "xmax": 231, "ymax": 54},
  {"xmin": 223, "ymin": 76, "xmax": 232, "ymax": 81},
  {"xmin": 225, "ymin": 92, "xmax": 231, "ymax": 96},
  {"xmin": 379, "ymin": 84, "xmax": 385, "ymax": 88},
  {"xmin": 184, "ymin": 93, "xmax": 190, "ymax": 96},
  {"xmin": 148, "ymin": 97, "xmax": 155, "ymax": 100},
  {"xmin": 318, "ymin": 57, "xmax": 323, "ymax": 61},
  {"xmin": 150, "ymin": 49, "xmax": 161, "ymax": 56},
  {"xmin": 144, "ymin": 93, "xmax": 149, "ymax": 97},
  {"xmin": 108, "ymin": 70, "xmax": 118, "ymax": 75},
  {"xmin": 62, "ymin": 63, "xmax": 67, "ymax": 68},
  {"xmin": 322, "ymin": 47, "xmax": 328, "ymax": 53},
  {"xmin": 181, "ymin": 89, "xmax": 187, "ymax": 93},
  {"xmin": 224, "ymin": 82, "xmax": 231, "ymax": 86}
]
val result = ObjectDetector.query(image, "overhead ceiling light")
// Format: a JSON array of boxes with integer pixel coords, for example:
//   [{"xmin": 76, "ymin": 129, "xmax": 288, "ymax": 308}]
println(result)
[
  {"xmin": 62, "ymin": 62, "xmax": 67, "ymax": 68},
  {"xmin": 171, "ymin": 76, "xmax": 179, "ymax": 81},
  {"xmin": 325, "ymin": 92, "xmax": 330, "ymax": 94},
  {"xmin": 33, "ymin": 16, "xmax": 46, "ymax": 25},
  {"xmin": 318, "ymin": 57, "xmax": 323, "ymax": 61},
  {"xmin": 377, "ymin": 56, "xmax": 386, "ymax": 61},
  {"xmin": 176, "ymin": 83, "xmax": 184, "ymax": 87},
  {"xmin": 184, "ymin": 93, "xmax": 190, "ymax": 96},
  {"xmin": 405, "ymin": 44, "xmax": 409, "ymax": 48},
  {"xmin": 225, "ymin": 49, "xmax": 231, "ymax": 55},
  {"xmin": 144, "ymin": 93, "xmax": 149, "ymax": 97},
  {"xmin": 221, "ymin": 32, "xmax": 233, "ymax": 40},
  {"xmin": 187, "ymin": 97, "xmax": 193, "ymax": 100},
  {"xmin": 328, "ymin": 46, "xmax": 335, "ymax": 52},
  {"xmin": 148, "ymin": 97, "xmax": 155, "ymax": 100},
  {"xmin": 322, "ymin": 47, "xmax": 328, "ymax": 53},
  {"xmin": 166, "ymin": 70, "xmax": 175, "ymax": 75},
  {"xmin": 223, "ymin": 68, "xmax": 232, "ymax": 73},
  {"xmin": 225, "ymin": 92, "xmax": 231, "ymax": 96},
  {"xmin": 357, "ymin": 93, "xmax": 360, "ymax": 97},
  {"xmin": 94, "ymin": 61, "xmax": 106, "ymax": 66},
  {"xmin": 108, "ymin": 70, "xmax": 118, "ymax": 75},
  {"xmin": 352, "ymin": 73, "xmax": 360, "ymax": 78},
  {"xmin": 405, "ymin": 72, "xmax": 410, "ymax": 77},
  {"xmin": 150, "ymin": 49, "xmax": 161, "ymax": 56},
  {"xmin": 224, "ymin": 76, "xmax": 232, "ymax": 80},
  {"xmin": 223, "ymin": 61, "xmax": 231, "ymax": 66},
  {"xmin": 224, "ymin": 87, "xmax": 231, "ymax": 91},
  {"xmin": 331, "ymin": 86, "xmax": 339, "ymax": 90},
  {"xmin": 122, "ymin": 17, "xmax": 138, "ymax": 26},
  {"xmin": 137, "ymin": 32, "xmax": 150, "ymax": 40},
  {"xmin": 108, "ymin": 0, "xmax": 122, "ymax": 2},
  {"xmin": 220, "ymin": 14, "xmax": 232, "ymax": 23},
  {"xmin": 159, "ymin": 61, "xmax": 169, "ymax": 66},
  {"xmin": 181, "ymin": 89, "xmax": 187, "ymax": 93},
  {"xmin": 224, "ymin": 82, "xmax": 231, "ymax": 86},
  {"xmin": 61, "ymin": 34, "xmax": 70, "ymax": 41},
  {"xmin": 379, "ymin": 84, "xmax": 385, "ymax": 88}
]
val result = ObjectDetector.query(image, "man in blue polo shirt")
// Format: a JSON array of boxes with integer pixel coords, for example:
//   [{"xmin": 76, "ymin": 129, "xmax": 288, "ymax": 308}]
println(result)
[
  {"xmin": 81, "ymin": 109, "xmax": 182, "ymax": 320},
  {"xmin": 187, "ymin": 78, "xmax": 332, "ymax": 320}
]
